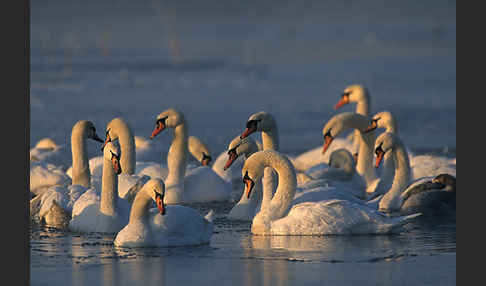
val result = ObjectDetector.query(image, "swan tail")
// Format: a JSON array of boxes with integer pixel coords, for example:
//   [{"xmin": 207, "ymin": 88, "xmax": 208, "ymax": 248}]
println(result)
[{"xmin": 204, "ymin": 209, "xmax": 215, "ymax": 223}]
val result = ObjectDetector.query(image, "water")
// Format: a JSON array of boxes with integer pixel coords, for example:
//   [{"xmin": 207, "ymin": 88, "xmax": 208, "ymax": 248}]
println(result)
[{"xmin": 30, "ymin": 0, "xmax": 456, "ymax": 285}]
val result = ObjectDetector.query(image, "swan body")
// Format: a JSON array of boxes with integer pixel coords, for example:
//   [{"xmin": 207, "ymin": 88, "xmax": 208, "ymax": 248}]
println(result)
[
  {"xmin": 30, "ymin": 120, "xmax": 104, "ymax": 226},
  {"xmin": 150, "ymin": 108, "xmax": 231, "ymax": 204},
  {"xmin": 242, "ymin": 150, "xmax": 420, "ymax": 235},
  {"xmin": 114, "ymin": 179, "xmax": 214, "ymax": 247},
  {"xmin": 374, "ymin": 132, "xmax": 456, "ymax": 216},
  {"xmin": 69, "ymin": 141, "xmax": 130, "ymax": 233}
]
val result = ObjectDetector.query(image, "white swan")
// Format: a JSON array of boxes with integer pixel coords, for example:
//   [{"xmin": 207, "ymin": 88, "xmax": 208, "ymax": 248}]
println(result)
[
  {"xmin": 225, "ymin": 137, "xmax": 263, "ymax": 221},
  {"xmin": 69, "ymin": 141, "xmax": 130, "ymax": 233},
  {"xmin": 374, "ymin": 132, "xmax": 456, "ymax": 215},
  {"xmin": 149, "ymin": 108, "xmax": 231, "ymax": 204},
  {"xmin": 333, "ymin": 84, "xmax": 371, "ymax": 154},
  {"xmin": 242, "ymin": 150, "xmax": 420, "ymax": 235},
  {"xmin": 114, "ymin": 178, "xmax": 214, "ymax": 247},
  {"xmin": 363, "ymin": 110, "xmax": 456, "ymax": 185},
  {"xmin": 322, "ymin": 112, "xmax": 378, "ymax": 197},
  {"xmin": 30, "ymin": 120, "xmax": 105, "ymax": 227}
]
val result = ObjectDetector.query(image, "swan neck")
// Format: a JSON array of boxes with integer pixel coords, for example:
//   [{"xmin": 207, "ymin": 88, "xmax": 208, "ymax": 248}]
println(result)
[
  {"xmin": 100, "ymin": 157, "xmax": 118, "ymax": 216},
  {"xmin": 356, "ymin": 131, "xmax": 377, "ymax": 186},
  {"xmin": 381, "ymin": 141, "xmax": 411, "ymax": 209},
  {"xmin": 356, "ymin": 95, "xmax": 370, "ymax": 116},
  {"xmin": 71, "ymin": 126, "xmax": 90, "ymax": 188},
  {"xmin": 129, "ymin": 189, "xmax": 153, "ymax": 222},
  {"xmin": 166, "ymin": 123, "xmax": 188, "ymax": 186},
  {"xmin": 116, "ymin": 123, "xmax": 136, "ymax": 175},
  {"xmin": 262, "ymin": 127, "xmax": 279, "ymax": 151}
]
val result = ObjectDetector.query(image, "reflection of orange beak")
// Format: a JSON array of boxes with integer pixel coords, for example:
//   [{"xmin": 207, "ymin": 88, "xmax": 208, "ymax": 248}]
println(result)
[
  {"xmin": 375, "ymin": 150, "xmax": 384, "ymax": 168},
  {"xmin": 156, "ymin": 195, "xmax": 166, "ymax": 215},
  {"xmin": 244, "ymin": 179, "xmax": 254, "ymax": 199},
  {"xmin": 223, "ymin": 152, "xmax": 238, "ymax": 171},
  {"xmin": 150, "ymin": 123, "xmax": 165, "ymax": 139},
  {"xmin": 322, "ymin": 135, "xmax": 333, "ymax": 155},
  {"xmin": 240, "ymin": 127, "xmax": 255, "ymax": 139},
  {"xmin": 334, "ymin": 97, "xmax": 349, "ymax": 110}
]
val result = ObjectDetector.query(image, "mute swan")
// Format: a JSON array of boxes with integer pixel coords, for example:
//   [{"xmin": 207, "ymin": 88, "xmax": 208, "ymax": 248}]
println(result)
[
  {"xmin": 374, "ymin": 132, "xmax": 456, "ymax": 215},
  {"xmin": 322, "ymin": 112, "xmax": 378, "ymax": 197},
  {"xmin": 69, "ymin": 141, "xmax": 130, "ymax": 233},
  {"xmin": 149, "ymin": 108, "xmax": 231, "ymax": 204},
  {"xmin": 114, "ymin": 178, "xmax": 214, "ymax": 247},
  {"xmin": 242, "ymin": 150, "xmax": 420, "ymax": 235},
  {"xmin": 225, "ymin": 137, "xmax": 263, "ymax": 221},
  {"xmin": 363, "ymin": 110, "xmax": 456, "ymax": 184},
  {"xmin": 333, "ymin": 84, "xmax": 371, "ymax": 154},
  {"xmin": 30, "ymin": 120, "xmax": 105, "ymax": 226}
]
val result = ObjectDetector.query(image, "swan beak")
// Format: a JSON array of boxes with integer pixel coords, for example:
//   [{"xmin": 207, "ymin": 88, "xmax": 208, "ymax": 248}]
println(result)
[
  {"xmin": 112, "ymin": 156, "xmax": 122, "ymax": 175},
  {"xmin": 375, "ymin": 150, "xmax": 384, "ymax": 168},
  {"xmin": 334, "ymin": 95, "xmax": 349, "ymax": 110},
  {"xmin": 240, "ymin": 127, "xmax": 256, "ymax": 139},
  {"xmin": 156, "ymin": 195, "xmax": 166, "ymax": 215},
  {"xmin": 223, "ymin": 152, "xmax": 238, "ymax": 171},
  {"xmin": 364, "ymin": 123, "xmax": 377, "ymax": 133},
  {"xmin": 150, "ymin": 123, "xmax": 166, "ymax": 139},
  {"xmin": 101, "ymin": 136, "xmax": 110, "ymax": 151},
  {"xmin": 244, "ymin": 178, "xmax": 255, "ymax": 199},
  {"xmin": 322, "ymin": 135, "xmax": 333, "ymax": 155}
]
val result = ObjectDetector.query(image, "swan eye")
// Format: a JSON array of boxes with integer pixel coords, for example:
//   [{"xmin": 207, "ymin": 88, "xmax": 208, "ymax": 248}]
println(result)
[
  {"xmin": 324, "ymin": 128, "xmax": 333, "ymax": 139},
  {"xmin": 342, "ymin": 92, "xmax": 351, "ymax": 97},
  {"xmin": 227, "ymin": 147, "xmax": 237, "ymax": 156},
  {"xmin": 156, "ymin": 116, "xmax": 168, "ymax": 127},
  {"xmin": 375, "ymin": 143, "xmax": 384, "ymax": 155},
  {"xmin": 110, "ymin": 150, "xmax": 120, "ymax": 160},
  {"xmin": 246, "ymin": 119, "xmax": 261, "ymax": 129}
]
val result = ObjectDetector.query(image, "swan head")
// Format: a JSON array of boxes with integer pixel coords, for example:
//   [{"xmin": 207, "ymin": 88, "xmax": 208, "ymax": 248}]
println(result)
[
  {"xmin": 334, "ymin": 84, "xmax": 369, "ymax": 110},
  {"xmin": 240, "ymin": 111, "xmax": 275, "ymax": 139},
  {"xmin": 321, "ymin": 112, "xmax": 357, "ymax": 155},
  {"xmin": 103, "ymin": 141, "xmax": 122, "ymax": 175},
  {"xmin": 102, "ymin": 117, "xmax": 133, "ymax": 150},
  {"xmin": 241, "ymin": 154, "xmax": 266, "ymax": 199},
  {"xmin": 224, "ymin": 136, "xmax": 258, "ymax": 170},
  {"xmin": 73, "ymin": 120, "xmax": 104, "ymax": 143},
  {"xmin": 432, "ymin": 174, "xmax": 456, "ymax": 193},
  {"xmin": 364, "ymin": 111, "xmax": 395, "ymax": 133},
  {"xmin": 143, "ymin": 178, "xmax": 166, "ymax": 215},
  {"xmin": 373, "ymin": 132, "xmax": 397, "ymax": 168},
  {"xmin": 150, "ymin": 108, "xmax": 185, "ymax": 139}
]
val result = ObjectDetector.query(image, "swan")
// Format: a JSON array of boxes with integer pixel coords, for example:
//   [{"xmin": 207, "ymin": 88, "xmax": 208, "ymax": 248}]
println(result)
[
  {"xmin": 114, "ymin": 178, "xmax": 214, "ymax": 247},
  {"xmin": 68, "ymin": 141, "xmax": 130, "ymax": 233},
  {"xmin": 225, "ymin": 137, "xmax": 263, "ymax": 221},
  {"xmin": 322, "ymin": 112, "xmax": 378, "ymax": 197},
  {"xmin": 333, "ymin": 84, "xmax": 371, "ymax": 154},
  {"xmin": 149, "ymin": 108, "xmax": 231, "ymax": 204},
  {"xmin": 241, "ymin": 150, "xmax": 420, "ymax": 235},
  {"xmin": 363, "ymin": 110, "xmax": 456, "ymax": 183},
  {"xmin": 30, "ymin": 120, "xmax": 105, "ymax": 226},
  {"xmin": 374, "ymin": 132, "xmax": 456, "ymax": 216}
]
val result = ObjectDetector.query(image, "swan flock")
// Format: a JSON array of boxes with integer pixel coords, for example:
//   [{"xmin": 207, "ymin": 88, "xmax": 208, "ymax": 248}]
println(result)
[{"xmin": 30, "ymin": 84, "xmax": 456, "ymax": 246}]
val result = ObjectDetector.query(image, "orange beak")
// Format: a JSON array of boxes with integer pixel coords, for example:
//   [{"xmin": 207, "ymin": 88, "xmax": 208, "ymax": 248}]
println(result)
[
  {"xmin": 101, "ymin": 135, "xmax": 111, "ymax": 151},
  {"xmin": 240, "ymin": 126, "xmax": 256, "ymax": 139},
  {"xmin": 364, "ymin": 121, "xmax": 377, "ymax": 133},
  {"xmin": 375, "ymin": 150, "xmax": 384, "ymax": 168},
  {"xmin": 223, "ymin": 151, "xmax": 238, "ymax": 171},
  {"xmin": 156, "ymin": 194, "xmax": 166, "ymax": 215},
  {"xmin": 112, "ymin": 156, "xmax": 122, "ymax": 175},
  {"xmin": 244, "ymin": 178, "xmax": 255, "ymax": 199},
  {"xmin": 150, "ymin": 122, "xmax": 166, "ymax": 139},
  {"xmin": 334, "ymin": 96, "xmax": 349, "ymax": 110},
  {"xmin": 322, "ymin": 135, "xmax": 333, "ymax": 155}
]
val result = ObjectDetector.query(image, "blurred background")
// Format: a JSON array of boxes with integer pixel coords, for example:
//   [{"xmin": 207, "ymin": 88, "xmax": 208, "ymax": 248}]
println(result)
[{"xmin": 30, "ymin": 0, "xmax": 456, "ymax": 158}]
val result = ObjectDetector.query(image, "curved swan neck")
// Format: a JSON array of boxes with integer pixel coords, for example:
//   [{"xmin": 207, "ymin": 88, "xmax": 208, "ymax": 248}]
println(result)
[
  {"xmin": 100, "ymin": 156, "xmax": 118, "ymax": 216},
  {"xmin": 129, "ymin": 188, "xmax": 153, "ymax": 222},
  {"xmin": 110, "ymin": 119, "xmax": 136, "ymax": 175},
  {"xmin": 380, "ymin": 139, "xmax": 411, "ymax": 210},
  {"xmin": 262, "ymin": 127, "xmax": 279, "ymax": 151},
  {"xmin": 356, "ymin": 130, "xmax": 377, "ymax": 186},
  {"xmin": 355, "ymin": 93, "xmax": 370, "ymax": 116},
  {"xmin": 71, "ymin": 123, "xmax": 90, "ymax": 188},
  {"xmin": 166, "ymin": 121, "xmax": 188, "ymax": 185},
  {"xmin": 256, "ymin": 151, "xmax": 296, "ymax": 221}
]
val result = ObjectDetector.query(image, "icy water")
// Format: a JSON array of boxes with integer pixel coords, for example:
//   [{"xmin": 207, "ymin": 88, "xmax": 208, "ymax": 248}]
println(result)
[{"xmin": 30, "ymin": 0, "xmax": 455, "ymax": 285}]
